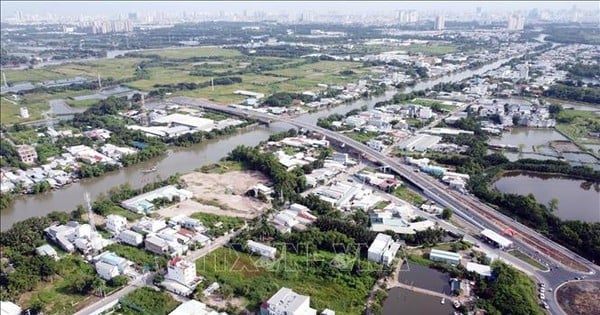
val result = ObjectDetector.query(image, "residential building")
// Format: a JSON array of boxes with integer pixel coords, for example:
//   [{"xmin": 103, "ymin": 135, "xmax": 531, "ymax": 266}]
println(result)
[
  {"xmin": 118, "ymin": 230, "xmax": 144, "ymax": 246},
  {"xmin": 168, "ymin": 300, "xmax": 227, "ymax": 315},
  {"xmin": 434, "ymin": 15, "xmax": 445, "ymax": 30},
  {"xmin": 429, "ymin": 249, "xmax": 461, "ymax": 266},
  {"xmin": 0, "ymin": 301, "xmax": 22, "ymax": 315},
  {"xmin": 106, "ymin": 214, "xmax": 127, "ymax": 234},
  {"xmin": 247, "ymin": 240, "xmax": 277, "ymax": 259},
  {"xmin": 367, "ymin": 233, "xmax": 401, "ymax": 265},
  {"xmin": 321, "ymin": 309, "xmax": 335, "ymax": 315},
  {"xmin": 35, "ymin": 244, "xmax": 59, "ymax": 260},
  {"xmin": 166, "ymin": 257, "xmax": 197, "ymax": 286},
  {"xmin": 366, "ymin": 139, "xmax": 386, "ymax": 152},
  {"xmin": 133, "ymin": 217, "xmax": 167, "ymax": 233},
  {"xmin": 95, "ymin": 261, "xmax": 120, "ymax": 280},
  {"xmin": 260, "ymin": 287, "xmax": 317, "ymax": 315},
  {"xmin": 16, "ymin": 145, "xmax": 37, "ymax": 164},
  {"xmin": 145, "ymin": 235, "xmax": 169, "ymax": 255}
]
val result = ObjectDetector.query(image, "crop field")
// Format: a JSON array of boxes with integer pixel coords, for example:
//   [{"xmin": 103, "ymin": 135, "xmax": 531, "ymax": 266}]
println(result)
[{"xmin": 403, "ymin": 43, "xmax": 458, "ymax": 55}]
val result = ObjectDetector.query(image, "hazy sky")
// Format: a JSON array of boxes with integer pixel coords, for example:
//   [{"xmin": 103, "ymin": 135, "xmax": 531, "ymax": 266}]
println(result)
[{"xmin": 1, "ymin": 1, "xmax": 596, "ymax": 18}]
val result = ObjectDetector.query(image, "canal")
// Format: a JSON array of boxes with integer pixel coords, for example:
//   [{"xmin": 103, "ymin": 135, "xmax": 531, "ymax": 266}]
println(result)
[
  {"xmin": 1, "ymin": 55, "xmax": 523, "ymax": 229},
  {"xmin": 493, "ymin": 171, "xmax": 600, "ymax": 223}
]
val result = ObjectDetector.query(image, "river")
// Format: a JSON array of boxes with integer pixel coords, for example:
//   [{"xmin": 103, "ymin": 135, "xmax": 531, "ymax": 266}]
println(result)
[
  {"xmin": 494, "ymin": 171, "xmax": 600, "ymax": 223},
  {"xmin": 0, "ymin": 55, "xmax": 523, "ymax": 230}
]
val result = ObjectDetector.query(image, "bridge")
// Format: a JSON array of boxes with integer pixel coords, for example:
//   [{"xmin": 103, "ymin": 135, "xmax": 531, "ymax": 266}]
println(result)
[{"xmin": 171, "ymin": 96, "xmax": 598, "ymax": 276}]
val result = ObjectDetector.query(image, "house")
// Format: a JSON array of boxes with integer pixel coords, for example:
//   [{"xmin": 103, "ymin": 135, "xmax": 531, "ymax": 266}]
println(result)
[
  {"xmin": 168, "ymin": 300, "xmax": 227, "ymax": 315},
  {"xmin": 466, "ymin": 262, "xmax": 493, "ymax": 278},
  {"xmin": 163, "ymin": 257, "xmax": 201, "ymax": 296},
  {"xmin": 166, "ymin": 257, "xmax": 198, "ymax": 286},
  {"xmin": 260, "ymin": 287, "xmax": 317, "ymax": 315},
  {"xmin": 367, "ymin": 233, "xmax": 401, "ymax": 265},
  {"xmin": 0, "ymin": 301, "xmax": 22, "ymax": 315},
  {"xmin": 133, "ymin": 217, "xmax": 167, "ymax": 234},
  {"xmin": 95, "ymin": 261, "xmax": 120, "ymax": 280},
  {"xmin": 106, "ymin": 214, "xmax": 127, "ymax": 234},
  {"xmin": 17, "ymin": 145, "xmax": 37, "ymax": 164},
  {"xmin": 118, "ymin": 230, "xmax": 144, "ymax": 246},
  {"xmin": 367, "ymin": 139, "xmax": 386, "ymax": 152},
  {"xmin": 36, "ymin": 244, "xmax": 59, "ymax": 260},
  {"xmin": 145, "ymin": 235, "xmax": 170, "ymax": 255},
  {"xmin": 321, "ymin": 310, "xmax": 335, "ymax": 315},
  {"xmin": 429, "ymin": 249, "xmax": 461, "ymax": 266},
  {"xmin": 247, "ymin": 240, "xmax": 277, "ymax": 259}
]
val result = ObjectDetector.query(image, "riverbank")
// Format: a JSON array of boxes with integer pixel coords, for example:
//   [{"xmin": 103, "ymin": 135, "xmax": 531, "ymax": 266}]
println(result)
[{"xmin": 1, "ymin": 53, "xmax": 525, "ymax": 230}]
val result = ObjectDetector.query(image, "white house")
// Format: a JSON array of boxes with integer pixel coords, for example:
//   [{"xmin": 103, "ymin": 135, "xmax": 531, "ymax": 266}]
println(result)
[
  {"xmin": 466, "ymin": 262, "xmax": 493, "ymax": 278},
  {"xmin": 36, "ymin": 244, "xmax": 59, "ymax": 260},
  {"xmin": 260, "ymin": 287, "xmax": 317, "ymax": 315},
  {"xmin": 166, "ymin": 257, "xmax": 197, "ymax": 286},
  {"xmin": 106, "ymin": 214, "xmax": 128, "ymax": 234},
  {"xmin": 168, "ymin": 300, "xmax": 227, "ymax": 315},
  {"xmin": 0, "ymin": 301, "xmax": 22, "ymax": 315},
  {"xmin": 247, "ymin": 240, "xmax": 277, "ymax": 259},
  {"xmin": 95, "ymin": 261, "xmax": 120, "ymax": 280},
  {"xmin": 367, "ymin": 233, "xmax": 401, "ymax": 265},
  {"xmin": 118, "ymin": 230, "xmax": 144, "ymax": 246}
]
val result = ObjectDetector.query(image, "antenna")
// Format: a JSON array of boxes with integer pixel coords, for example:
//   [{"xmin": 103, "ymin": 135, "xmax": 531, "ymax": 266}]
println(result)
[
  {"xmin": 85, "ymin": 192, "xmax": 96, "ymax": 231},
  {"xmin": 1, "ymin": 71, "xmax": 7, "ymax": 88}
]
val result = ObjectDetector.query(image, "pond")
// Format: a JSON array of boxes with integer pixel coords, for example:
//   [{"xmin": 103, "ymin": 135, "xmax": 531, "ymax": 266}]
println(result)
[
  {"xmin": 489, "ymin": 128, "xmax": 568, "ymax": 149},
  {"xmin": 383, "ymin": 287, "xmax": 455, "ymax": 315},
  {"xmin": 494, "ymin": 172, "xmax": 600, "ymax": 223},
  {"xmin": 398, "ymin": 262, "xmax": 451, "ymax": 293}
]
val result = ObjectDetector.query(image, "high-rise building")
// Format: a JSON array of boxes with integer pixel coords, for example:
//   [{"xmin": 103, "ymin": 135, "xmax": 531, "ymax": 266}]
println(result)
[
  {"xmin": 507, "ymin": 15, "xmax": 525, "ymax": 30},
  {"xmin": 396, "ymin": 10, "xmax": 418, "ymax": 24},
  {"xmin": 434, "ymin": 15, "xmax": 445, "ymax": 30}
]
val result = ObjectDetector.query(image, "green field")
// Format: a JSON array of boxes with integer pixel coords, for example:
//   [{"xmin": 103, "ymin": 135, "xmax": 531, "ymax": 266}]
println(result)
[
  {"xmin": 403, "ymin": 43, "xmax": 457, "ymax": 55},
  {"xmin": 508, "ymin": 249, "xmax": 548, "ymax": 271},
  {"xmin": 22, "ymin": 256, "xmax": 122, "ymax": 315},
  {"xmin": 3, "ymin": 68, "xmax": 67, "ymax": 83},
  {"xmin": 136, "ymin": 47, "xmax": 242, "ymax": 59},
  {"xmin": 393, "ymin": 184, "xmax": 426, "ymax": 205},
  {"xmin": 196, "ymin": 248, "xmax": 379, "ymax": 314},
  {"xmin": 104, "ymin": 244, "xmax": 166, "ymax": 271},
  {"xmin": 410, "ymin": 98, "xmax": 456, "ymax": 111},
  {"xmin": 121, "ymin": 287, "xmax": 180, "ymax": 315}
]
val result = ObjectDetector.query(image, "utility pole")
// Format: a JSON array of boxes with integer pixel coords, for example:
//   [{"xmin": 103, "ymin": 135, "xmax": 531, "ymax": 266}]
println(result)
[{"xmin": 1, "ymin": 71, "xmax": 8, "ymax": 88}]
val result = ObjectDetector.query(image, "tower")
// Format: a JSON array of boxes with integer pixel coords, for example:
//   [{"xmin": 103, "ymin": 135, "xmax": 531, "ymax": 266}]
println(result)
[
  {"xmin": 97, "ymin": 73, "xmax": 102, "ymax": 89},
  {"xmin": 1, "ymin": 71, "xmax": 8, "ymax": 88}
]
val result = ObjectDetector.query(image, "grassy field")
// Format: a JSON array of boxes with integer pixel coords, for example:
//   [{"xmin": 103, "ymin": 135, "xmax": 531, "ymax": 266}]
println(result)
[
  {"xmin": 393, "ymin": 184, "xmax": 426, "ymax": 205},
  {"xmin": 508, "ymin": 250, "xmax": 548, "ymax": 270},
  {"xmin": 410, "ymin": 98, "xmax": 456, "ymax": 111},
  {"xmin": 196, "ymin": 248, "xmax": 379, "ymax": 314},
  {"xmin": 21, "ymin": 255, "xmax": 120, "ymax": 315},
  {"xmin": 346, "ymin": 131, "xmax": 379, "ymax": 144},
  {"xmin": 120, "ymin": 287, "xmax": 180, "ymax": 315},
  {"xmin": 403, "ymin": 43, "xmax": 457, "ymax": 55},
  {"xmin": 136, "ymin": 47, "xmax": 242, "ymax": 59},
  {"xmin": 197, "ymin": 160, "xmax": 247, "ymax": 174},
  {"xmin": 3, "ymin": 68, "xmax": 67, "ymax": 83},
  {"xmin": 104, "ymin": 205, "xmax": 142, "ymax": 221}
]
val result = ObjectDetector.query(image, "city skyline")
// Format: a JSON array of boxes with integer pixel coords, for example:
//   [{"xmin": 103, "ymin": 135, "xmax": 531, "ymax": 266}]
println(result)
[{"xmin": 1, "ymin": 0, "xmax": 596, "ymax": 19}]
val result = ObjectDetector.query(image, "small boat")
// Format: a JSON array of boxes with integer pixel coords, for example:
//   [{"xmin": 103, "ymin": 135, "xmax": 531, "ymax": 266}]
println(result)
[
  {"xmin": 142, "ymin": 167, "xmax": 157, "ymax": 174},
  {"xmin": 441, "ymin": 298, "xmax": 445, "ymax": 304}
]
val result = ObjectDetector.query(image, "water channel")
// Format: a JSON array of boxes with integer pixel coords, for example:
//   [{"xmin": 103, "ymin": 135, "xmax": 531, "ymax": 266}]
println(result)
[
  {"xmin": 494, "ymin": 171, "xmax": 600, "ymax": 223},
  {"xmin": 1, "ymin": 55, "xmax": 525, "ymax": 230}
]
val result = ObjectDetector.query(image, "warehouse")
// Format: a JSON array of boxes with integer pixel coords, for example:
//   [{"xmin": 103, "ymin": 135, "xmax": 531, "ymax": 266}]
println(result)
[{"xmin": 429, "ymin": 248, "xmax": 461, "ymax": 266}]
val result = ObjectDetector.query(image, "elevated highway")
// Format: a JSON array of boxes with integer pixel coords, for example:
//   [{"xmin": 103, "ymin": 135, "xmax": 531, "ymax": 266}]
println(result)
[{"xmin": 172, "ymin": 96, "xmax": 598, "ymax": 276}]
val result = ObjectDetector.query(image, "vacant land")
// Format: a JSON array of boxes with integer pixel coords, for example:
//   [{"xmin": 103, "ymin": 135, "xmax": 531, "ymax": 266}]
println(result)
[
  {"xmin": 557, "ymin": 280, "xmax": 600, "ymax": 315},
  {"xmin": 178, "ymin": 170, "xmax": 270, "ymax": 216},
  {"xmin": 393, "ymin": 184, "xmax": 426, "ymax": 206},
  {"xmin": 196, "ymin": 248, "xmax": 379, "ymax": 314},
  {"xmin": 403, "ymin": 43, "xmax": 458, "ymax": 55},
  {"xmin": 135, "ymin": 47, "xmax": 242, "ymax": 59}
]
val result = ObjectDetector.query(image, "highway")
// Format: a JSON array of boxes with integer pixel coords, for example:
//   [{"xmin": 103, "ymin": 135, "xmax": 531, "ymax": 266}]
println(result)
[{"xmin": 172, "ymin": 96, "xmax": 599, "ymax": 315}]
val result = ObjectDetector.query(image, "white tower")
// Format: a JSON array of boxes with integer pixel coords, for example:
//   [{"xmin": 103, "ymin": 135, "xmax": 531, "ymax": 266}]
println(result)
[{"xmin": 1, "ymin": 71, "xmax": 8, "ymax": 88}]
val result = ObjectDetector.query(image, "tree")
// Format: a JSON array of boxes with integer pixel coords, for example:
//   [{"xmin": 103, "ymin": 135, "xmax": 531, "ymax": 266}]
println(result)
[{"xmin": 441, "ymin": 208, "xmax": 453, "ymax": 220}]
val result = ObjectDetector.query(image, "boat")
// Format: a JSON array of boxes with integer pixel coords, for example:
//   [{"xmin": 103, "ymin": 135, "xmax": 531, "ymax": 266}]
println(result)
[
  {"xmin": 453, "ymin": 300, "xmax": 461, "ymax": 308},
  {"xmin": 441, "ymin": 298, "xmax": 445, "ymax": 304},
  {"xmin": 142, "ymin": 167, "xmax": 157, "ymax": 174}
]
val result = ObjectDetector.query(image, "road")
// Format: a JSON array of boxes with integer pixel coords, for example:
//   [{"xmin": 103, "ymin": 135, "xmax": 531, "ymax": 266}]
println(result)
[
  {"xmin": 74, "ymin": 230, "xmax": 243, "ymax": 315},
  {"xmin": 172, "ymin": 97, "xmax": 599, "ymax": 315}
]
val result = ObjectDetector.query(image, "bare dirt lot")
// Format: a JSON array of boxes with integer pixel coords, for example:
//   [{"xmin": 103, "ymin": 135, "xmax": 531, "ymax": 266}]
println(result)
[
  {"xmin": 551, "ymin": 140, "xmax": 581, "ymax": 153},
  {"xmin": 158, "ymin": 171, "xmax": 270, "ymax": 219},
  {"xmin": 556, "ymin": 280, "xmax": 600, "ymax": 315}
]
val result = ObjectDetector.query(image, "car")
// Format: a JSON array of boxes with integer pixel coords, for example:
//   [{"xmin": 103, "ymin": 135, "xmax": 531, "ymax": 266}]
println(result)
[{"xmin": 548, "ymin": 288, "xmax": 553, "ymax": 292}]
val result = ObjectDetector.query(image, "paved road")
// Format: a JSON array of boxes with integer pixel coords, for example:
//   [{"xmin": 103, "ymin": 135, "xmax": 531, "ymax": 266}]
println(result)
[
  {"xmin": 74, "ymin": 230, "xmax": 243, "ymax": 315},
  {"xmin": 171, "ymin": 97, "xmax": 599, "ymax": 315}
]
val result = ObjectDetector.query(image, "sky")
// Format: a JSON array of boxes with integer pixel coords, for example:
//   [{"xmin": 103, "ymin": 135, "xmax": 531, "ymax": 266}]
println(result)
[{"xmin": 1, "ymin": 1, "xmax": 596, "ymax": 18}]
